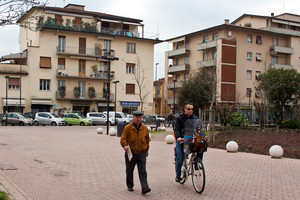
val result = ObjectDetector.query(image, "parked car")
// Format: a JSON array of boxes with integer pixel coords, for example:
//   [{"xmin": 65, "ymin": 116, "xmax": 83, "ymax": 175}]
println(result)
[
  {"xmin": 24, "ymin": 112, "xmax": 37, "ymax": 120},
  {"xmin": 102, "ymin": 111, "xmax": 130, "ymax": 124},
  {"xmin": 86, "ymin": 112, "xmax": 115, "ymax": 125},
  {"xmin": 63, "ymin": 113, "xmax": 92, "ymax": 126},
  {"xmin": 34, "ymin": 112, "xmax": 66, "ymax": 126},
  {"xmin": 1, "ymin": 112, "xmax": 33, "ymax": 126},
  {"xmin": 153, "ymin": 115, "xmax": 165, "ymax": 122}
]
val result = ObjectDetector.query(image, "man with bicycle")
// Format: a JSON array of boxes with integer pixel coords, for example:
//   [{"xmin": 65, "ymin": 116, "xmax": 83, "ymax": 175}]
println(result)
[{"xmin": 174, "ymin": 102, "xmax": 204, "ymax": 182}]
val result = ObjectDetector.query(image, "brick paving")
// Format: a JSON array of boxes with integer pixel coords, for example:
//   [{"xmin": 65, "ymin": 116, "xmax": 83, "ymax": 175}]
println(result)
[{"xmin": 0, "ymin": 126, "xmax": 299, "ymax": 200}]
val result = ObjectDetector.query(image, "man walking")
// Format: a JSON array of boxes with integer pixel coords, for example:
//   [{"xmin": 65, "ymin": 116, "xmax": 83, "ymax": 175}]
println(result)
[{"xmin": 120, "ymin": 111, "xmax": 151, "ymax": 195}]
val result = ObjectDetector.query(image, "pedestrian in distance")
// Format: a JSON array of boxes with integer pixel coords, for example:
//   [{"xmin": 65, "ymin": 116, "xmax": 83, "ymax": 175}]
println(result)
[{"xmin": 120, "ymin": 111, "xmax": 151, "ymax": 195}]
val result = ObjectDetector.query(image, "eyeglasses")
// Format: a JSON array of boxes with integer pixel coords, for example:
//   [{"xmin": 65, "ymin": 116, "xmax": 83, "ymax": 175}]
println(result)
[{"xmin": 187, "ymin": 108, "xmax": 193, "ymax": 111}]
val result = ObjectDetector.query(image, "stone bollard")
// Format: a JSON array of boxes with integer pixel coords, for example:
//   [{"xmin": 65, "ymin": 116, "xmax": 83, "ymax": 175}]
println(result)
[
  {"xmin": 158, "ymin": 126, "xmax": 166, "ymax": 131},
  {"xmin": 109, "ymin": 127, "xmax": 117, "ymax": 136},
  {"xmin": 97, "ymin": 127, "xmax": 104, "ymax": 134},
  {"xmin": 165, "ymin": 135, "xmax": 175, "ymax": 144},
  {"xmin": 269, "ymin": 145, "xmax": 283, "ymax": 158},
  {"xmin": 226, "ymin": 141, "xmax": 238, "ymax": 152}
]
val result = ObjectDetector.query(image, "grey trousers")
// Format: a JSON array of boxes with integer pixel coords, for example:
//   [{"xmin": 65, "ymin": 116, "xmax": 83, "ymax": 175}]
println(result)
[{"xmin": 125, "ymin": 151, "xmax": 149, "ymax": 190}]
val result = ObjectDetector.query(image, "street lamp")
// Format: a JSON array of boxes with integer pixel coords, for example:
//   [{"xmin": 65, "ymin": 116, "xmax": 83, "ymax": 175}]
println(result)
[
  {"xmin": 173, "ymin": 79, "xmax": 177, "ymax": 115},
  {"xmin": 19, "ymin": 52, "xmax": 22, "ymax": 113},
  {"xmin": 248, "ymin": 88, "xmax": 252, "ymax": 123},
  {"xmin": 4, "ymin": 76, "xmax": 9, "ymax": 126},
  {"xmin": 102, "ymin": 52, "xmax": 119, "ymax": 135},
  {"xmin": 112, "ymin": 80, "xmax": 120, "ymax": 125},
  {"xmin": 155, "ymin": 63, "xmax": 159, "ymax": 81}
]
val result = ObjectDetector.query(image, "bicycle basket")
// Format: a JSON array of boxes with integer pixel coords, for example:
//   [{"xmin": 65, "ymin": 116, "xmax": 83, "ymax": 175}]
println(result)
[{"xmin": 189, "ymin": 140, "xmax": 208, "ymax": 153}]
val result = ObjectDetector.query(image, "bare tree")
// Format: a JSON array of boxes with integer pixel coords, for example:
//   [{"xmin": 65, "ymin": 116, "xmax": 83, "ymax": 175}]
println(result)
[{"xmin": 0, "ymin": 0, "xmax": 47, "ymax": 26}]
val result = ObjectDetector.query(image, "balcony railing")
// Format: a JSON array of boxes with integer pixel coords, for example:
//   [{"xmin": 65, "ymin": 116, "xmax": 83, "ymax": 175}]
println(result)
[
  {"xmin": 270, "ymin": 45, "xmax": 294, "ymax": 55},
  {"xmin": 196, "ymin": 59, "xmax": 216, "ymax": 68},
  {"xmin": 0, "ymin": 63, "xmax": 29, "ymax": 75},
  {"xmin": 168, "ymin": 64, "xmax": 190, "ymax": 74},
  {"xmin": 57, "ymin": 46, "xmax": 115, "ymax": 58},
  {"xmin": 167, "ymin": 82, "xmax": 182, "ymax": 89},
  {"xmin": 56, "ymin": 91, "xmax": 115, "ymax": 101},
  {"xmin": 56, "ymin": 68, "xmax": 115, "ymax": 80},
  {"xmin": 197, "ymin": 40, "xmax": 217, "ymax": 51},
  {"xmin": 168, "ymin": 48, "xmax": 190, "ymax": 58},
  {"xmin": 271, "ymin": 64, "xmax": 293, "ymax": 69}
]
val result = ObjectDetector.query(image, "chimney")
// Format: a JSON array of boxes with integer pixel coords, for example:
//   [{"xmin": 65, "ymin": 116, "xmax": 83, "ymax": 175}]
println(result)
[
  {"xmin": 271, "ymin": 13, "xmax": 274, "ymax": 17},
  {"xmin": 64, "ymin": 4, "xmax": 85, "ymax": 11},
  {"xmin": 224, "ymin": 19, "xmax": 230, "ymax": 24}
]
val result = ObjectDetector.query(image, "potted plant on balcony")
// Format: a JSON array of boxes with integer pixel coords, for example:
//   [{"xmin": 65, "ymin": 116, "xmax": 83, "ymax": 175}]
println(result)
[
  {"xmin": 58, "ymin": 86, "xmax": 66, "ymax": 98},
  {"xmin": 73, "ymin": 86, "xmax": 81, "ymax": 98},
  {"xmin": 88, "ymin": 86, "xmax": 96, "ymax": 99},
  {"xmin": 103, "ymin": 88, "xmax": 109, "ymax": 99}
]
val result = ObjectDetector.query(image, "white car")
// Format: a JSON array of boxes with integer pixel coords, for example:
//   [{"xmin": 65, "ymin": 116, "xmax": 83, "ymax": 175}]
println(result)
[
  {"xmin": 102, "ymin": 111, "xmax": 130, "ymax": 124},
  {"xmin": 86, "ymin": 112, "xmax": 115, "ymax": 125},
  {"xmin": 153, "ymin": 115, "xmax": 165, "ymax": 122},
  {"xmin": 34, "ymin": 112, "xmax": 66, "ymax": 126}
]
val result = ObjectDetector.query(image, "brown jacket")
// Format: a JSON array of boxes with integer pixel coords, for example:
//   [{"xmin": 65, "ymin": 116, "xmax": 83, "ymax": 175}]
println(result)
[{"xmin": 120, "ymin": 122, "xmax": 150, "ymax": 154}]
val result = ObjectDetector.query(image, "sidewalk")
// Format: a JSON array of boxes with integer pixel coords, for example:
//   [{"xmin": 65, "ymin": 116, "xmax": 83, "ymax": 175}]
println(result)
[{"xmin": 0, "ymin": 126, "xmax": 299, "ymax": 199}]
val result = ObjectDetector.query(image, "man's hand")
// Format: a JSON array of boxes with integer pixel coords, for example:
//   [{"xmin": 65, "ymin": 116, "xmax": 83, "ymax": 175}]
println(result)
[
  {"xmin": 146, "ymin": 151, "xmax": 149, "ymax": 157},
  {"xmin": 123, "ymin": 146, "xmax": 128, "ymax": 152},
  {"xmin": 177, "ymin": 137, "xmax": 183, "ymax": 142}
]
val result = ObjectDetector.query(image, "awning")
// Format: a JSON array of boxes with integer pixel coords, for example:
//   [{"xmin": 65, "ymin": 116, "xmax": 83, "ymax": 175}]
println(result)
[
  {"xmin": 31, "ymin": 100, "xmax": 53, "ymax": 105},
  {"xmin": 70, "ymin": 56, "xmax": 97, "ymax": 61},
  {"xmin": 2, "ymin": 99, "xmax": 25, "ymax": 107},
  {"xmin": 98, "ymin": 18, "xmax": 122, "ymax": 24},
  {"xmin": 98, "ymin": 103, "xmax": 114, "ymax": 107}
]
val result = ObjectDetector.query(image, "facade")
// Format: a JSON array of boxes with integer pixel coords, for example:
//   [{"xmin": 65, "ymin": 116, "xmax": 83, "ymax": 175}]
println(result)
[
  {"xmin": 0, "ymin": 4, "xmax": 160, "ymax": 116},
  {"xmin": 165, "ymin": 13, "xmax": 300, "ymax": 120},
  {"xmin": 153, "ymin": 77, "xmax": 169, "ymax": 117}
]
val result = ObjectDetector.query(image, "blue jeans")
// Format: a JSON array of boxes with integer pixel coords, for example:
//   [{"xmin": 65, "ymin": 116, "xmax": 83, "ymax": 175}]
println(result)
[{"xmin": 175, "ymin": 141, "xmax": 203, "ymax": 178}]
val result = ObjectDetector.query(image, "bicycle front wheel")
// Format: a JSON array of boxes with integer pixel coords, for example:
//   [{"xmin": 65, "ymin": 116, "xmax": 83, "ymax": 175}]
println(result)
[{"xmin": 192, "ymin": 158, "xmax": 205, "ymax": 194}]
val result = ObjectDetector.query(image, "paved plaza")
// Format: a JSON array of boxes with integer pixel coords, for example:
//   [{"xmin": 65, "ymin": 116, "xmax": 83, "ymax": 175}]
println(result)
[{"xmin": 0, "ymin": 126, "xmax": 299, "ymax": 200}]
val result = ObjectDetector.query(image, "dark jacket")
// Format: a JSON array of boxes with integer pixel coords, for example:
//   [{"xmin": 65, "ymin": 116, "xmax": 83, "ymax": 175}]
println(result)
[{"xmin": 174, "ymin": 112, "xmax": 197, "ymax": 139}]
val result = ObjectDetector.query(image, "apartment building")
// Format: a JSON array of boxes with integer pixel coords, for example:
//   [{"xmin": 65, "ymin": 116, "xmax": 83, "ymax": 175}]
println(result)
[
  {"xmin": 153, "ymin": 77, "xmax": 170, "ymax": 116},
  {"xmin": 0, "ymin": 4, "xmax": 160, "ymax": 116},
  {"xmin": 165, "ymin": 13, "xmax": 300, "ymax": 120}
]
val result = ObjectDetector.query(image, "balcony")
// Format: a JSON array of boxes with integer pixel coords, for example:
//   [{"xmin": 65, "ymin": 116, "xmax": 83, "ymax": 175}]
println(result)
[
  {"xmin": 271, "ymin": 64, "xmax": 293, "ymax": 69},
  {"xmin": 270, "ymin": 45, "xmax": 294, "ymax": 55},
  {"xmin": 196, "ymin": 59, "xmax": 216, "ymax": 68},
  {"xmin": 197, "ymin": 40, "xmax": 217, "ymax": 51},
  {"xmin": 168, "ymin": 64, "xmax": 190, "ymax": 74},
  {"xmin": 57, "ymin": 46, "xmax": 115, "ymax": 59},
  {"xmin": 0, "ymin": 63, "xmax": 29, "ymax": 75},
  {"xmin": 56, "ymin": 91, "xmax": 115, "ymax": 101},
  {"xmin": 168, "ymin": 82, "xmax": 182, "ymax": 89},
  {"xmin": 56, "ymin": 68, "xmax": 115, "ymax": 80},
  {"xmin": 168, "ymin": 48, "xmax": 190, "ymax": 58}
]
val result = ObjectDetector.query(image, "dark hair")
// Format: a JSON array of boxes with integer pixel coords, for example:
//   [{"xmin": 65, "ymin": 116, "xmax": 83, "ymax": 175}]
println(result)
[{"xmin": 184, "ymin": 102, "xmax": 193, "ymax": 108}]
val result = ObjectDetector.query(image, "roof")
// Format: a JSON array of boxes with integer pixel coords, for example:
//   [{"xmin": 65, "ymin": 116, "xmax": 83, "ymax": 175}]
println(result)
[
  {"xmin": 1, "ymin": 52, "xmax": 27, "ymax": 61},
  {"xmin": 230, "ymin": 14, "xmax": 269, "ymax": 25},
  {"xmin": 17, "ymin": 5, "xmax": 143, "ymax": 24}
]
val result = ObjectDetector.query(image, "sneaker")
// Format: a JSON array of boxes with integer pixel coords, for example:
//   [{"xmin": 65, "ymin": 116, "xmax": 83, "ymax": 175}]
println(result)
[
  {"xmin": 141, "ymin": 188, "xmax": 151, "ymax": 194},
  {"xmin": 128, "ymin": 188, "xmax": 133, "ymax": 192},
  {"xmin": 175, "ymin": 176, "xmax": 182, "ymax": 182}
]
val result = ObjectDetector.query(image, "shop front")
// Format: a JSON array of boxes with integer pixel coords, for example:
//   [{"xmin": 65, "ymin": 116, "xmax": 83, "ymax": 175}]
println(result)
[
  {"xmin": 31, "ymin": 98, "xmax": 53, "ymax": 112},
  {"xmin": 98, "ymin": 102, "xmax": 114, "ymax": 112},
  {"xmin": 71, "ymin": 101, "xmax": 91, "ymax": 117},
  {"xmin": 121, "ymin": 101, "xmax": 140, "ymax": 114},
  {"xmin": 2, "ymin": 98, "xmax": 25, "ymax": 114}
]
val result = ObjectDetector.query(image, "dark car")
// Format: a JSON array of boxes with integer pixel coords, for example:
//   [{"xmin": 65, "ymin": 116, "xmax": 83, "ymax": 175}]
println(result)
[{"xmin": 24, "ymin": 112, "xmax": 37, "ymax": 120}]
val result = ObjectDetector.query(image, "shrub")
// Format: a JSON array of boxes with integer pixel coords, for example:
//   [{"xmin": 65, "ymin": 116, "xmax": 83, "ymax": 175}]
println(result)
[
  {"xmin": 229, "ymin": 112, "xmax": 246, "ymax": 126},
  {"xmin": 280, "ymin": 119, "xmax": 300, "ymax": 129},
  {"xmin": 0, "ymin": 191, "xmax": 8, "ymax": 200}
]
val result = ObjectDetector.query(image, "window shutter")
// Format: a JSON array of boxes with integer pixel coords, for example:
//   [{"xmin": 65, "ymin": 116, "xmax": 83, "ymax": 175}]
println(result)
[
  {"xmin": 40, "ymin": 57, "xmax": 52, "ymax": 68},
  {"xmin": 8, "ymin": 78, "xmax": 20, "ymax": 86},
  {"xmin": 126, "ymin": 84, "xmax": 135, "ymax": 94},
  {"xmin": 58, "ymin": 58, "xmax": 65, "ymax": 65}
]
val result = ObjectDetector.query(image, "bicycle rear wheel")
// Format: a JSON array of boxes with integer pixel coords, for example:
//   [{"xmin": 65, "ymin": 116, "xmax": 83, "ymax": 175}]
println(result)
[{"xmin": 192, "ymin": 158, "xmax": 205, "ymax": 193}]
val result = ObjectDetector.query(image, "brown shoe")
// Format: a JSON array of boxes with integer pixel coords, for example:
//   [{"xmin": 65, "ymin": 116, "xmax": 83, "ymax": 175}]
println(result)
[
  {"xmin": 128, "ymin": 188, "xmax": 133, "ymax": 192},
  {"xmin": 141, "ymin": 188, "xmax": 151, "ymax": 194}
]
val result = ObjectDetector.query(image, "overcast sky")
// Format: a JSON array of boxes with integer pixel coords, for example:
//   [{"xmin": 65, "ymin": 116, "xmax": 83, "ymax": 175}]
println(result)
[{"xmin": 1, "ymin": 0, "xmax": 300, "ymax": 80}]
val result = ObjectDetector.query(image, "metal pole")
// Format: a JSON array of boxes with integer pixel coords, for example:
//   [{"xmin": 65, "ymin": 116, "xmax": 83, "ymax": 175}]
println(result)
[
  {"xmin": 155, "ymin": 63, "xmax": 159, "ymax": 81},
  {"xmin": 20, "ymin": 52, "xmax": 22, "ymax": 113},
  {"xmin": 113, "ymin": 81, "xmax": 119, "ymax": 125},
  {"xmin": 107, "ymin": 59, "xmax": 111, "ymax": 135},
  {"xmin": 173, "ymin": 80, "xmax": 177, "ymax": 115},
  {"xmin": 5, "ymin": 76, "xmax": 9, "ymax": 126},
  {"xmin": 249, "ymin": 89, "xmax": 252, "ymax": 123}
]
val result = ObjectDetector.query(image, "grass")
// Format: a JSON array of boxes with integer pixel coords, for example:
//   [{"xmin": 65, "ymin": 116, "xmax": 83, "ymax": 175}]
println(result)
[
  {"xmin": 0, "ymin": 191, "xmax": 8, "ymax": 200},
  {"xmin": 150, "ymin": 131, "xmax": 173, "ymax": 134}
]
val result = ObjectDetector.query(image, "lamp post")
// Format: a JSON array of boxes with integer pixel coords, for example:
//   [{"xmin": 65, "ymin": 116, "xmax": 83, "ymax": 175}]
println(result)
[
  {"xmin": 102, "ymin": 52, "xmax": 119, "ymax": 135},
  {"xmin": 19, "ymin": 52, "xmax": 23, "ymax": 113},
  {"xmin": 4, "ymin": 76, "xmax": 9, "ymax": 126},
  {"xmin": 113, "ymin": 80, "xmax": 120, "ymax": 125},
  {"xmin": 155, "ymin": 63, "xmax": 159, "ymax": 81},
  {"xmin": 248, "ymin": 88, "xmax": 252, "ymax": 124},
  {"xmin": 173, "ymin": 79, "xmax": 177, "ymax": 114}
]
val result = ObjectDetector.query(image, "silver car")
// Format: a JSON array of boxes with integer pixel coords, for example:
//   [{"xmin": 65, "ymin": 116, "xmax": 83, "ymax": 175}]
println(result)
[
  {"xmin": 86, "ymin": 112, "xmax": 115, "ymax": 125},
  {"xmin": 1, "ymin": 112, "xmax": 33, "ymax": 126},
  {"xmin": 34, "ymin": 112, "xmax": 66, "ymax": 126}
]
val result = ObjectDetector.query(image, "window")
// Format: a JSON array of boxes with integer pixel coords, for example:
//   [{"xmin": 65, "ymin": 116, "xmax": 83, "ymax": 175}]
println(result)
[
  {"xmin": 58, "ymin": 58, "xmax": 65, "ymax": 69},
  {"xmin": 55, "ymin": 15, "xmax": 62, "ymax": 25},
  {"xmin": 256, "ymin": 53, "xmax": 262, "ymax": 62},
  {"xmin": 247, "ymin": 34, "xmax": 252, "ymax": 43},
  {"xmin": 247, "ymin": 70, "xmax": 252, "ymax": 80},
  {"xmin": 271, "ymin": 56, "xmax": 278, "ymax": 67},
  {"xmin": 175, "ymin": 58, "xmax": 180, "ymax": 65},
  {"xmin": 126, "ymin": 63, "xmax": 135, "ymax": 74},
  {"xmin": 277, "ymin": 24, "xmax": 282, "ymax": 28},
  {"xmin": 212, "ymin": 51, "xmax": 217, "ymax": 60},
  {"xmin": 40, "ymin": 79, "xmax": 51, "ymax": 91},
  {"xmin": 203, "ymin": 52, "xmax": 208, "ymax": 61},
  {"xmin": 184, "ymin": 57, "xmax": 189, "ymax": 64},
  {"xmin": 126, "ymin": 43, "xmax": 136, "ymax": 53},
  {"xmin": 247, "ymin": 52, "xmax": 252, "ymax": 61},
  {"xmin": 246, "ymin": 88, "xmax": 252, "ymax": 97},
  {"xmin": 8, "ymin": 77, "xmax": 20, "ymax": 90},
  {"xmin": 213, "ymin": 33, "xmax": 218, "ymax": 41},
  {"xmin": 203, "ymin": 35, "xmax": 209, "ymax": 43},
  {"xmin": 184, "ymin": 73, "xmax": 189, "ymax": 81},
  {"xmin": 291, "ymin": 26, "xmax": 296, "ymax": 31},
  {"xmin": 78, "ymin": 60, "xmax": 86, "ymax": 73},
  {"xmin": 176, "ymin": 74, "xmax": 180, "ymax": 80},
  {"xmin": 57, "ymin": 80, "xmax": 65, "ymax": 90},
  {"xmin": 75, "ymin": 17, "xmax": 82, "ymax": 29},
  {"xmin": 126, "ymin": 84, "xmax": 135, "ymax": 94},
  {"xmin": 255, "ymin": 71, "xmax": 261, "ymax": 80},
  {"xmin": 272, "ymin": 38, "xmax": 278, "ymax": 46},
  {"xmin": 104, "ymin": 40, "xmax": 111, "ymax": 52},
  {"xmin": 58, "ymin": 35, "xmax": 65, "ymax": 52},
  {"xmin": 40, "ymin": 57, "xmax": 51, "ymax": 68},
  {"xmin": 255, "ymin": 90, "xmax": 261, "ymax": 98},
  {"xmin": 256, "ymin": 35, "xmax": 262, "ymax": 44}
]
